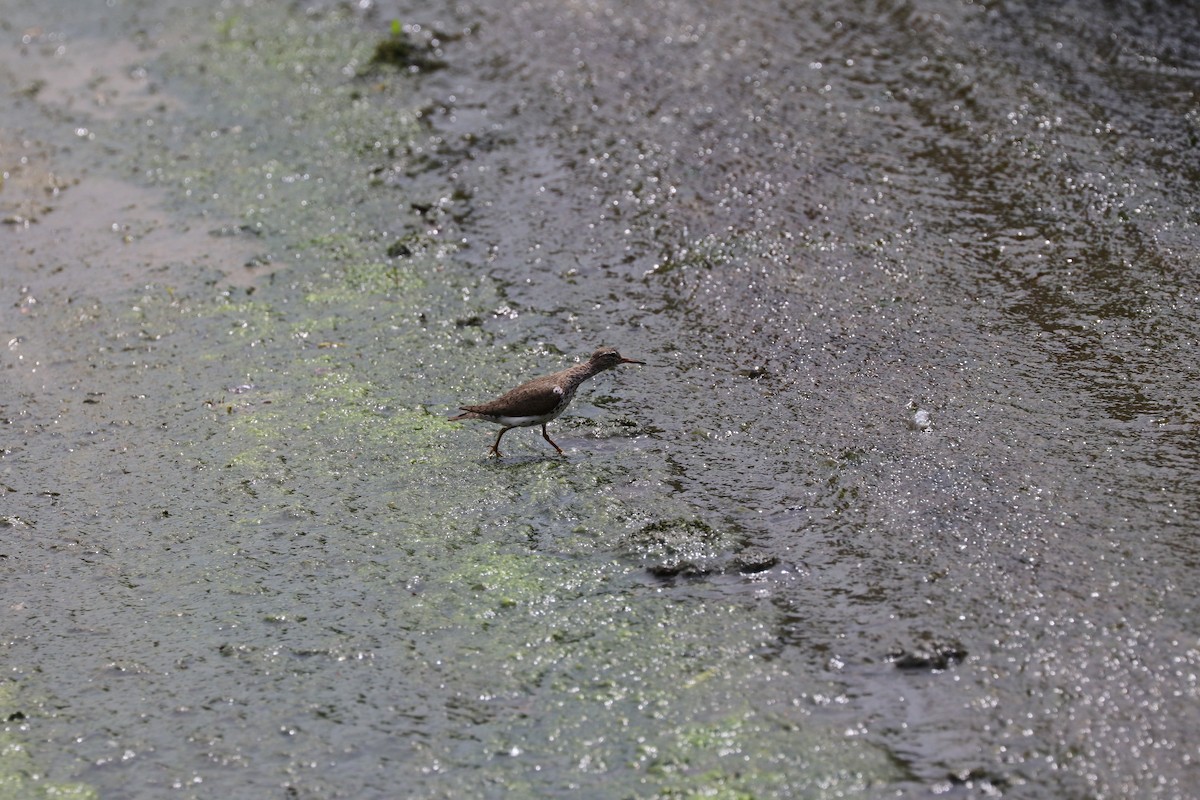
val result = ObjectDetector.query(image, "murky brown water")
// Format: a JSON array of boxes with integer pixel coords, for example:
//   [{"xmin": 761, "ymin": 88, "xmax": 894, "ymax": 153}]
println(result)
[{"xmin": 3, "ymin": 0, "xmax": 1198, "ymax": 797}]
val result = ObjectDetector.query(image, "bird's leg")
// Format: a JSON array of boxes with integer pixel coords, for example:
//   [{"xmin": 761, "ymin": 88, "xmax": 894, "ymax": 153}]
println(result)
[
  {"xmin": 489, "ymin": 426, "xmax": 512, "ymax": 457},
  {"xmin": 541, "ymin": 424, "xmax": 565, "ymax": 456}
]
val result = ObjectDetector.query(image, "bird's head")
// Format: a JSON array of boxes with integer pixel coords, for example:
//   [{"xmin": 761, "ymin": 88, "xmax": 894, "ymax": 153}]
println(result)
[{"xmin": 589, "ymin": 347, "xmax": 646, "ymax": 371}]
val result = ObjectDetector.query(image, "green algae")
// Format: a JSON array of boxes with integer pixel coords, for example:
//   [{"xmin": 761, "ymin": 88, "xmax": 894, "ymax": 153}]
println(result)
[
  {"xmin": 140, "ymin": 3, "xmax": 425, "ymax": 264},
  {"xmin": 297, "ymin": 230, "xmax": 435, "ymax": 305},
  {"xmin": 302, "ymin": 260, "xmax": 425, "ymax": 305},
  {"xmin": 641, "ymin": 712, "xmax": 900, "ymax": 798},
  {"xmin": 0, "ymin": 686, "xmax": 96, "ymax": 800}
]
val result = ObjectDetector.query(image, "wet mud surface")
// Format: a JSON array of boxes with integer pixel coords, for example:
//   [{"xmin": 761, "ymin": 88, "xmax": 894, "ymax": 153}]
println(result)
[{"xmin": 2, "ymin": 0, "xmax": 1198, "ymax": 797}]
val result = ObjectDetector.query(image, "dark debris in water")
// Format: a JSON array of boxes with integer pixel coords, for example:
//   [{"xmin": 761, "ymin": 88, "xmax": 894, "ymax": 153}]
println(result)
[
  {"xmin": 733, "ymin": 554, "xmax": 780, "ymax": 574},
  {"xmin": 646, "ymin": 562, "xmax": 707, "ymax": 578},
  {"xmin": 367, "ymin": 21, "xmax": 476, "ymax": 74},
  {"xmin": 217, "ymin": 642, "xmax": 256, "ymax": 659},
  {"xmin": 386, "ymin": 238, "xmax": 413, "ymax": 259},
  {"xmin": 887, "ymin": 638, "xmax": 967, "ymax": 671},
  {"xmin": 627, "ymin": 517, "xmax": 745, "ymax": 577},
  {"xmin": 368, "ymin": 32, "xmax": 446, "ymax": 73}
]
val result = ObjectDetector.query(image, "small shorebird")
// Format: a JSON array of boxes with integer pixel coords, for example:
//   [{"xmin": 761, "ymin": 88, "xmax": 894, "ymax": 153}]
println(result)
[{"xmin": 451, "ymin": 347, "xmax": 645, "ymax": 457}]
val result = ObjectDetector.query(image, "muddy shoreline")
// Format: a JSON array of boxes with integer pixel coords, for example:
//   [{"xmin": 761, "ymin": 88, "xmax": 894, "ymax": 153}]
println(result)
[{"xmin": 3, "ymin": 1, "xmax": 1198, "ymax": 797}]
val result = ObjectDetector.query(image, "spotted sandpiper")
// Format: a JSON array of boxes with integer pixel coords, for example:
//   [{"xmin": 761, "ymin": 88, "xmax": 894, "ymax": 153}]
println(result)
[{"xmin": 450, "ymin": 347, "xmax": 646, "ymax": 457}]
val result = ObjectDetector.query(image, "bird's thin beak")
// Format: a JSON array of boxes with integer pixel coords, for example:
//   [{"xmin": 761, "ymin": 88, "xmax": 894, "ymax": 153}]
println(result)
[{"xmin": 621, "ymin": 357, "xmax": 646, "ymax": 365}]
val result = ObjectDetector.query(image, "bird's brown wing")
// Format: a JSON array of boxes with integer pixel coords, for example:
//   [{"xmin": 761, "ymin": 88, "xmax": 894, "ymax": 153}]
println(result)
[{"xmin": 464, "ymin": 378, "xmax": 563, "ymax": 418}]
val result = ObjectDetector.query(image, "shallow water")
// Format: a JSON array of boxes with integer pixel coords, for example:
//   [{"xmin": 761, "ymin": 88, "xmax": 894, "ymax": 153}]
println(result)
[{"xmin": 2, "ymin": 0, "xmax": 1198, "ymax": 797}]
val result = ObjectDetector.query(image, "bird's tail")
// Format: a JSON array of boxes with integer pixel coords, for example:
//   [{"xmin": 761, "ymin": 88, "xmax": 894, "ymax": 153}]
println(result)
[{"xmin": 449, "ymin": 410, "xmax": 478, "ymax": 421}]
